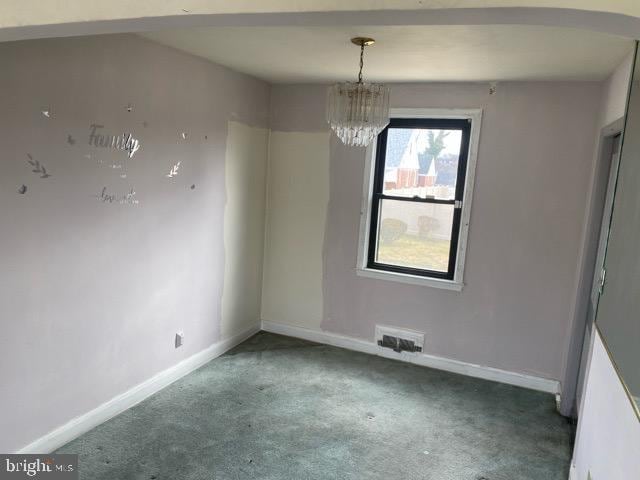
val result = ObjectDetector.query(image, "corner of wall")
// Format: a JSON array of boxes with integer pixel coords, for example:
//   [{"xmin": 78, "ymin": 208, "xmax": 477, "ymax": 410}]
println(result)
[{"xmin": 558, "ymin": 49, "xmax": 635, "ymax": 417}]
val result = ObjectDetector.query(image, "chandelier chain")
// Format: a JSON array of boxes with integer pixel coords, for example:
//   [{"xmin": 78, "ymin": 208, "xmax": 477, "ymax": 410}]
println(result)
[
  {"xmin": 358, "ymin": 43, "xmax": 365, "ymax": 83},
  {"xmin": 326, "ymin": 36, "xmax": 390, "ymax": 147}
]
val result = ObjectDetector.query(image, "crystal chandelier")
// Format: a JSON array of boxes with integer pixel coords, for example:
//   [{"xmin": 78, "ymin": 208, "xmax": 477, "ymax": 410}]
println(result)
[{"xmin": 326, "ymin": 37, "xmax": 390, "ymax": 147}]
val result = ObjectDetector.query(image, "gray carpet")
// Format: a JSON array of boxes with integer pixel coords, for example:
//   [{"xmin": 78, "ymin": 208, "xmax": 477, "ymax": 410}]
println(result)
[{"xmin": 57, "ymin": 331, "xmax": 572, "ymax": 479}]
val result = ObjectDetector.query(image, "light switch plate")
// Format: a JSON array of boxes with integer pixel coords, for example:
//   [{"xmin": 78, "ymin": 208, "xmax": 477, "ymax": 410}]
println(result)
[{"xmin": 175, "ymin": 331, "xmax": 184, "ymax": 348}]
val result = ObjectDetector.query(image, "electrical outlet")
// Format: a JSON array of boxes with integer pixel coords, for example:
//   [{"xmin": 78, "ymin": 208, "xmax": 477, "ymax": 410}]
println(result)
[{"xmin": 175, "ymin": 331, "xmax": 184, "ymax": 348}]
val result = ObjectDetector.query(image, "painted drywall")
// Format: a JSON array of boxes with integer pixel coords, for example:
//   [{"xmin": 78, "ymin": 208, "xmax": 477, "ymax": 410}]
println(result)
[
  {"xmin": 260, "ymin": 131, "xmax": 330, "ymax": 330},
  {"xmin": 0, "ymin": 34, "xmax": 269, "ymax": 453},
  {"xmin": 266, "ymin": 82, "xmax": 601, "ymax": 382},
  {"xmin": 600, "ymin": 51, "xmax": 636, "ymax": 127},
  {"xmin": 571, "ymin": 331, "xmax": 640, "ymax": 480},
  {"xmin": 221, "ymin": 122, "xmax": 269, "ymax": 338},
  {"xmin": 559, "ymin": 50, "xmax": 634, "ymax": 416}
]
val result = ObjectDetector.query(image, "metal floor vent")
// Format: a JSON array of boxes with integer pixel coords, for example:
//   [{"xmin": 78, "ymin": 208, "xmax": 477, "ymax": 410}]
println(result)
[{"xmin": 375, "ymin": 326, "xmax": 424, "ymax": 354}]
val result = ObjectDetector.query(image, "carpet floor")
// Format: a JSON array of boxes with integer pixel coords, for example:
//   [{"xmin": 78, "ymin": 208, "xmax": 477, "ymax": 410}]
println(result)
[{"xmin": 57, "ymin": 331, "xmax": 572, "ymax": 480}]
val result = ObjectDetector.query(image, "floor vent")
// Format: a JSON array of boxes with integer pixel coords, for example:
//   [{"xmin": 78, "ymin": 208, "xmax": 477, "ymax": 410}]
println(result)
[{"xmin": 375, "ymin": 326, "xmax": 424, "ymax": 354}]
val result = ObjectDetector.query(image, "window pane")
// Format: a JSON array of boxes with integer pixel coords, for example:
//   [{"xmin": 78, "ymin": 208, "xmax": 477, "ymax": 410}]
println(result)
[
  {"xmin": 375, "ymin": 200, "xmax": 454, "ymax": 273},
  {"xmin": 383, "ymin": 128, "xmax": 462, "ymax": 200}
]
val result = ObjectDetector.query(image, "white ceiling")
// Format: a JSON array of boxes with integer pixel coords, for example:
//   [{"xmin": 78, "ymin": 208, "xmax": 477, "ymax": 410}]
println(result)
[
  {"xmin": 141, "ymin": 25, "xmax": 634, "ymax": 84},
  {"xmin": 4, "ymin": 1, "xmax": 640, "ymax": 31}
]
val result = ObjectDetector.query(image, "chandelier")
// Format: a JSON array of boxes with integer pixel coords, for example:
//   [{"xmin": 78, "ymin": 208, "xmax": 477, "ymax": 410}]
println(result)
[{"xmin": 326, "ymin": 37, "xmax": 390, "ymax": 147}]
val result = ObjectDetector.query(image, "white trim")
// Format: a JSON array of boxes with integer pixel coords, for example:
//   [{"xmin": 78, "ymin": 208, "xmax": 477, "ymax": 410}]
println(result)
[
  {"xmin": 356, "ymin": 107, "xmax": 482, "ymax": 291},
  {"xmin": 16, "ymin": 323, "xmax": 260, "ymax": 454},
  {"xmin": 356, "ymin": 267, "xmax": 463, "ymax": 291},
  {"xmin": 589, "ymin": 128, "xmax": 622, "ymax": 311},
  {"xmin": 262, "ymin": 321, "xmax": 560, "ymax": 395},
  {"xmin": 263, "ymin": 321, "xmax": 378, "ymax": 355}
]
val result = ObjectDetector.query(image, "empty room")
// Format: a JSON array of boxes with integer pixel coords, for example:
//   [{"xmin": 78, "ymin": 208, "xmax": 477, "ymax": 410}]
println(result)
[{"xmin": 2, "ymin": 2, "xmax": 640, "ymax": 480}]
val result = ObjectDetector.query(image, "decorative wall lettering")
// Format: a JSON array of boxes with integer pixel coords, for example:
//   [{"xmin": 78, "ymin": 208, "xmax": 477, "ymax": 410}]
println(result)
[
  {"xmin": 88, "ymin": 124, "xmax": 141, "ymax": 158},
  {"xmin": 25, "ymin": 101, "xmax": 204, "ymax": 204},
  {"xmin": 27, "ymin": 154, "xmax": 51, "ymax": 178},
  {"xmin": 94, "ymin": 187, "xmax": 139, "ymax": 205},
  {"xmin": 166, "ymin": 161, "xmax": 181, "ymax": 178}
]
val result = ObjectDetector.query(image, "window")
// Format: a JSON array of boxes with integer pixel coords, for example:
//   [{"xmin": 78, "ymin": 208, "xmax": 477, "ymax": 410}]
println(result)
[{"xmin": 357, "ymin": 109, "xmax": 481, "ymax": 290}]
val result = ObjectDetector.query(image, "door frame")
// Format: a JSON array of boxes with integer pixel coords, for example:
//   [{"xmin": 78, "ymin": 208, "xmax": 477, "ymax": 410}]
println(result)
[
  {"xmin": 560, "ymin": 118, "xmax": 624, "ymax": 418},
  {"xmin": 575, "ymin": 128, "xmax": 622, "ymax": 410}
]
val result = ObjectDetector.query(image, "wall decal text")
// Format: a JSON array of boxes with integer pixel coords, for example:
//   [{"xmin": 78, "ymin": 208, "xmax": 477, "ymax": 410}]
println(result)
[
  {"xmin": 89, "ymin": 124, "xmax": 141, "ymax": 158},
  {"xmin": 94, "ymin": 187, "xmax": 139, "ymax": 205}
]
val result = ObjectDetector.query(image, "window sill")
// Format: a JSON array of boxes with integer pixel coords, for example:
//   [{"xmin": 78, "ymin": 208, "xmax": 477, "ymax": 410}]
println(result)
[{"xmin": 356, "ymin": 267, "xmax": 464, "ymax": 291}]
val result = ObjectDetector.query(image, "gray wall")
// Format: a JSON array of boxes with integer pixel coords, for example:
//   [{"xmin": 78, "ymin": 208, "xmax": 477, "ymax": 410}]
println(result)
[
  {"xmin": 596, "ymin": 76, "xmax": 640, "ymax": 399},
  {"xmin": 559, "ymin": 51, "xmax": 634, "ymax": 417},
  {"xmin": 0, "ymin": 34, "xmax": 270, "ymax": 453},
  {"xmin": 268, "ymin": 81, "xmax": 602, "ymax": 381}
]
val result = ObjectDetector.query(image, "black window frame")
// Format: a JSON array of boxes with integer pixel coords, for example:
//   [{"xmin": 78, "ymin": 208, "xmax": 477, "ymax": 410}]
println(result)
[{"xmin": 367, "ymin": 117, "xmax": 472, "ymax": 281}]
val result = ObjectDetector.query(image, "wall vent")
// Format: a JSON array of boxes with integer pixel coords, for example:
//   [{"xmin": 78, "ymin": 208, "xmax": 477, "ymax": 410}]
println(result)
[{"xmin": 375, "ymin": 326, "xmax": 424, "ymax": 354}]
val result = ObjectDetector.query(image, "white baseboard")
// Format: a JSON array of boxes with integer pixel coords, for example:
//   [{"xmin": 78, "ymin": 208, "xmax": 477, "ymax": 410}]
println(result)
[
  {"xmin": 261, "ymin": 321, "xmax": 560, "ymax": 395},
  {"xmin": 17, "ymin": 323, "xmax": 260, "ymax": 454}
]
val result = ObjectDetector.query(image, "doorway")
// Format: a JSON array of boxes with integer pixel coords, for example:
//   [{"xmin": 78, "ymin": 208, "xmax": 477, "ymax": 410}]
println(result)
[{"xmin": 574, "ymin": 130, "xmax": 622, "ymax": 413}]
